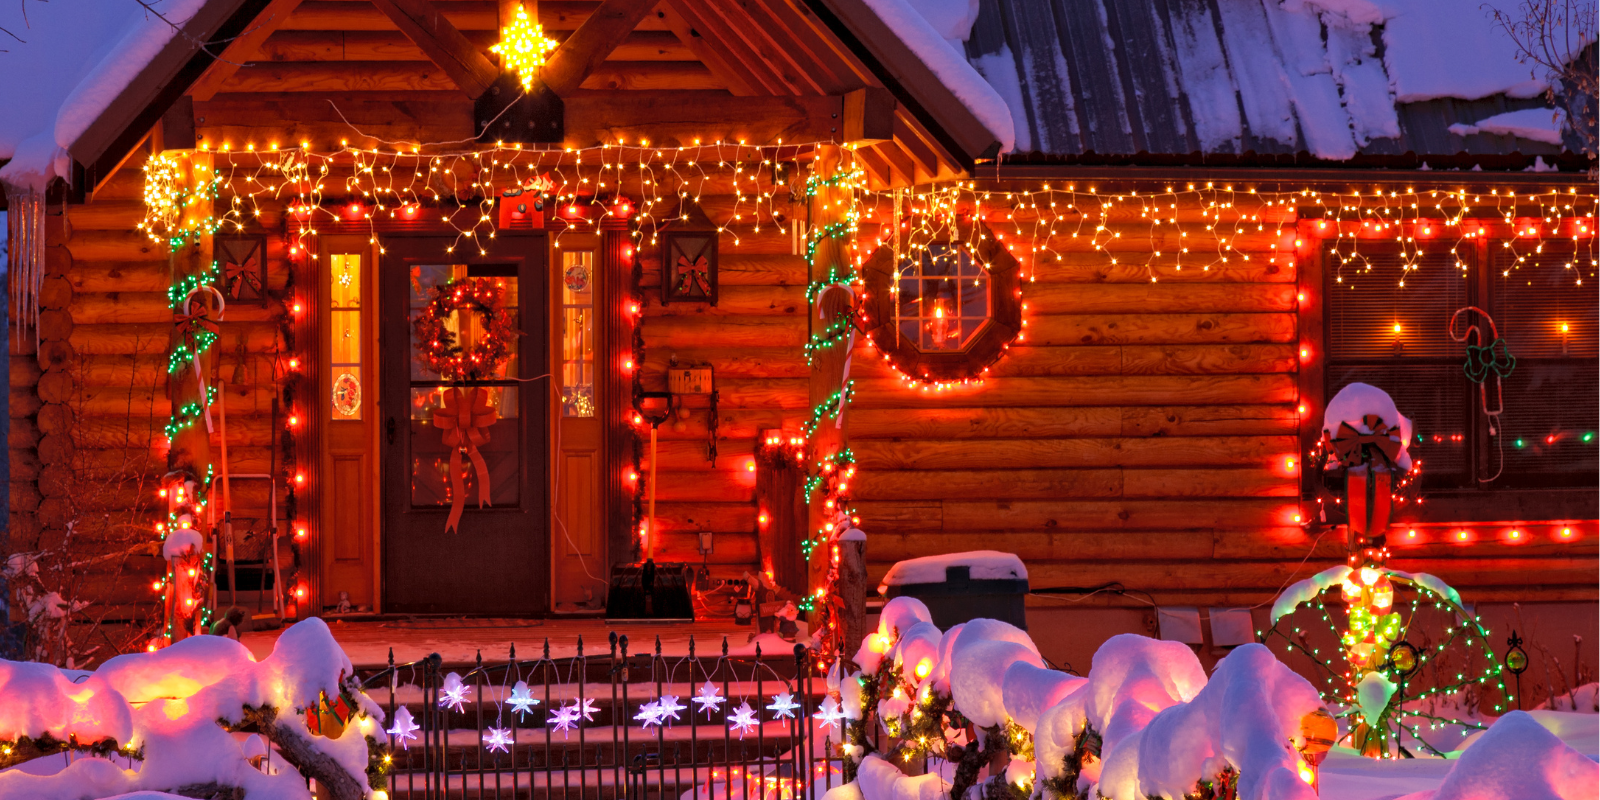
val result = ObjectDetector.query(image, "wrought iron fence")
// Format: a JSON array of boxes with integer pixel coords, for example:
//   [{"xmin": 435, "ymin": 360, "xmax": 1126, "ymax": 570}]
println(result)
[{"xmin": 358, "ymin": 633, "xmax": 860, "ymax": 800}]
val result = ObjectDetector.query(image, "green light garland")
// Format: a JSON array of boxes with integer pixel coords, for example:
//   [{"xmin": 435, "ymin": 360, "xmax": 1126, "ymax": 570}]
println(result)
[{"xmin": 1265, "ymin": 574, "xmax": 1509, "ymax": 758}]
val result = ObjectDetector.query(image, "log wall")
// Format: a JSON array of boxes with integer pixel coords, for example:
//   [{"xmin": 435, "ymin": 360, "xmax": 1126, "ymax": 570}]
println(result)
[{"xmin": 6, "ymin": 170, "xmax": 295, "ymax": 633}]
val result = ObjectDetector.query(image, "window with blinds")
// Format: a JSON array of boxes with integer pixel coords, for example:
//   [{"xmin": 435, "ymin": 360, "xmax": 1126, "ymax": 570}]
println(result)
[
  {"xmin": 1489, "ymin": 242, "xmax": 1599, "ymax": 484},
  {"xmin": 1324, "ymin": 242, "xmax": 1598, "ymax": 490}
]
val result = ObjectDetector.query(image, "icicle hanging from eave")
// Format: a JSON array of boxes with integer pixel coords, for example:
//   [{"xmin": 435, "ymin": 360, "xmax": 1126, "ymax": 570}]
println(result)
[{"xmin": 4, "ymin": 185, "xmax": 46, "ymax": 352}]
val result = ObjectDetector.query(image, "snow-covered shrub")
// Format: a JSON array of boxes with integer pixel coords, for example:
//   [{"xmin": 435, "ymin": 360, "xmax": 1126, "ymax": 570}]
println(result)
[
  {"xmin": 1096, "ymin": 644, "xmax": 1321, "ymax": 800},
  {"xmin": 0, "ymin": 618, "xmax": 385, "ymax": 800},
  {"xmin": 833, "ymin": 611, "xmax": 1340, "ymax": 800},
  {"xmin": 1414, "ymin": 710, "xmax": 1598, "ymax": 800}
]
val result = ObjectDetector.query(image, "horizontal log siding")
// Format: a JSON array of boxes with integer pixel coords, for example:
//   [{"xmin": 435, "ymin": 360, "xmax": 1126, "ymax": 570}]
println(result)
[
  {"xmin": 40, "ymin": 168, "xmax": 292, "ymax": 626},
  {"xmin": 634, "ymin": 192, "xmax": 808, "ymax": 574},
  {"xmin": 842, "ymin": 194, "xmax": 1594, "ymax": 607}
]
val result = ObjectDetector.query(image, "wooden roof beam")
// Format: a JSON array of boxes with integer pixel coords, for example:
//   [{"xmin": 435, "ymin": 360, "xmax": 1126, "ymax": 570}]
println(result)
[
  {"xmin": 371, "ymin": 0, "xmax": 500, "ymax": 98},
  {"xmin": 654, "ymin": 1, "xmax": 763, "ymax": 96},
  {"xmin": 540, "ymin": 0, "xmax": 657, "ymax": 96},
  {"xmin": 189, "ymin": 0, "xmax": 307, "ymax": 101}
]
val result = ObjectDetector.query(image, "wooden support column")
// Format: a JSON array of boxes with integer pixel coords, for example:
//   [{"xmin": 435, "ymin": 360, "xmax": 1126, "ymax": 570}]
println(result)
[
  {"xmin": 165, "ymin": 150, "xmax": 216, "ymax": 640},
  {"xmin": 805, "ymin": 145, "xmax": 856, "ymax": 633}
]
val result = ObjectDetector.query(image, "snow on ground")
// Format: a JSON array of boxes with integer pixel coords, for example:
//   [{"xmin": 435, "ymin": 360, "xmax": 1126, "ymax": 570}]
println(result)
[
  {"xmin": 1405, "ymin": 711, "xmax": 1598, "ymax": 800},
  {"xmin": 1538, "ymin": 683, "xmax": 1600, "ymax": 714}
]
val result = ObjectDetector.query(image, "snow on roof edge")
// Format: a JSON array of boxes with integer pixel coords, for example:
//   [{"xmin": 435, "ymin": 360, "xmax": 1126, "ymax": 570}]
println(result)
[
  {"xmin": 0, "ymin": 0, "xmax": 209, "ymax": 193},
  {"xmin": 854, "ymin": 0, "xmax": 1017, "ymax": 154}
]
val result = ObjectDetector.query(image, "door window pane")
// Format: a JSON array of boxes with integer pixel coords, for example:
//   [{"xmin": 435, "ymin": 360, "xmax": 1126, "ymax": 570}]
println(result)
[
  {"xmin": 329, "ymin": 253, "xmax": 363, "ymax": 420},
  {"xmin": 408, "ymin": 263, "xmax": 520, "ymax": 381},
  {"xmin": 561, "ymin": 250, "xmax": 596, "ymax": 417},
  {"xmin": 407, "ymin": 263, "xmax": 522, "ymax": 508}
]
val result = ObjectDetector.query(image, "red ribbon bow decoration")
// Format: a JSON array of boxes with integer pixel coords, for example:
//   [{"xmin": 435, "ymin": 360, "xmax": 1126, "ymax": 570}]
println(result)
[
  {"xmin": 1330, "ymin": 414, "xmax": 1402, "ymax": 468},
  {"xmin": 431, "ymin": 386, "xmax": 498, "ymax": 533},
  {"xmin": 674, "ymin": 255, "xmax": 710, "ymax": 297},
  {"xmin": 224, "ymin": 259, "xmax": 261, "ymax": 299}
]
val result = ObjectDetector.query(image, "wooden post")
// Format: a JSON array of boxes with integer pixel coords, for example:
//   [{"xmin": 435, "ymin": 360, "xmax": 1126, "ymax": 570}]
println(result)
[
  {"xmin": 805, "ymin": 145, "xmax": 856, "ymax": 634},
  {"xmin": 838, "ymin": 530, "xmax": 866, "ymax": 669},
  {"xmin": 165, "ymin": 150, "xmax": 216, "ymax": 641}
]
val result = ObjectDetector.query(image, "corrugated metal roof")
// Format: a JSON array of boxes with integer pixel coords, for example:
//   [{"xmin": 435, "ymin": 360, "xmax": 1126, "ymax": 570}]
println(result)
[{"xmin": 965, "ymin": 0, "xmax": 1586, "ymax": 168}]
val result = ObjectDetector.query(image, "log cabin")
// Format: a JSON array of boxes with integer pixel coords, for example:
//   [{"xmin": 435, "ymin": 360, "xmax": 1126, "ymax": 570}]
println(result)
[{"xmin": 0, "ymin": 0, "xmax": 1594, "ymax": 668}]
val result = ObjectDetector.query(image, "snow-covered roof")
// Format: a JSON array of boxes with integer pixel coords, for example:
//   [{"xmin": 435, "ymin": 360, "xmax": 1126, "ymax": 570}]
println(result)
[
  {"xmin": 964, "ymin": 0, "xmax": 1592, "ymax": 166},
  {"xmin": 0, "ymin": 0, "xmax": 1014, "ymax": 193},
  {"xmin": 0, "ymin": 0, "xmax": 214, "ymax": 191}
]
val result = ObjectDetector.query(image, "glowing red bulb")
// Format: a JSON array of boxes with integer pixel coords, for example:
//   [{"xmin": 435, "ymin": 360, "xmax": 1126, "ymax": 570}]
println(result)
[{"xmin": 295, "ymin": 473, "xmax": 306, "ymax": 485}]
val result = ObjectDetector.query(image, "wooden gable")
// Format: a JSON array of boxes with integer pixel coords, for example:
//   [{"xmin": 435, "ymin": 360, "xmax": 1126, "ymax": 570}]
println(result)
[{"xmin": 176, "ymin": 0, "xmax": 983, "ymax": 187}]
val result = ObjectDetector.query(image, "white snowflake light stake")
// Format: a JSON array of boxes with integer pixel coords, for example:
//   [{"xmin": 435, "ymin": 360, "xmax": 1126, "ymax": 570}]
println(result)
[
  {"xmin": 766, "ymin": 691, "xmax": 800, "ymax": 720},
  {"xmin": 484, "ymin": 725, "xmax": 513, "ymax": 754},
  {"xmin": 576, "ymin": 697, "xmax": 600, "ymax": 722},
  {"xmin": 387, "ymin": 705, "xmax": 420, "ymax": 749},
  {"xmin": 548, "ymin": 702, "xmax": 582, "ymax": 738},
  {"xmin": 657, "ymin": 694, "xmax": 686, "ymax": 727},
  {"xmin": 692, "ymin": 680, "xmax": 726, "ymax": 718},
  {"xmin": 508, "ymin": 680, "xmax": 540, "ymax": 718},
  {"xmin": 635, "ymin": 700, "xmax": 664, "ymax": 730},
  {"xmin": 813, "ymin": 696, "xmax": 844, "ymax": 733},
  {"xmin": 727, "ymin": 702, "xmax": 760, "ymax": 738},
  {"xmin": 439, "ymin": 672, "xmax": 468, "ymax": 713}
]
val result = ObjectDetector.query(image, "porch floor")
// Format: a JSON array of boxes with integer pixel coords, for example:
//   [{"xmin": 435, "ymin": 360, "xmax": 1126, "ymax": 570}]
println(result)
[{"xmin": 239, "ymin": 616, "xmax": 802, "ymax": 669}]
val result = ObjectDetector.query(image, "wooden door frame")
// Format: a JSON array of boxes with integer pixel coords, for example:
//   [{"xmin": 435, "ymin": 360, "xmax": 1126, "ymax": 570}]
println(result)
[{"xmin": 600, "ymin": 227, "xmax": 637, "ymax": 581}]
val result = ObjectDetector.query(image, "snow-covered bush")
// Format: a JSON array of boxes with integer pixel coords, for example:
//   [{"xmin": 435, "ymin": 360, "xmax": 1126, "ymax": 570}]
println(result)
[
  {"xmin": 0, "ymin": 618, "xmax": 386, "ymax": 800},
  {"xmin": 1411, "ymin": 710, "xmax": 1598, "ymax": 800},
  {"xmin": 834, "ymin": 617, "xmax": 1329, "ymax": 800}
]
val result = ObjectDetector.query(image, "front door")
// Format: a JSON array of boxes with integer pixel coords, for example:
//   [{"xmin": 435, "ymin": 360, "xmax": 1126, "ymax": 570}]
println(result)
[{"xmin": 380, "ymin": 235, "xmax": 549, "ymax": 615}]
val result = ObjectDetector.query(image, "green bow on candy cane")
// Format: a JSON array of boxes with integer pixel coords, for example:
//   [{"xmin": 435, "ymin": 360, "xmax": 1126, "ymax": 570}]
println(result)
[{"xmin": 1463, "ymin": 338, "xmax": 1515, "ymax": 384}]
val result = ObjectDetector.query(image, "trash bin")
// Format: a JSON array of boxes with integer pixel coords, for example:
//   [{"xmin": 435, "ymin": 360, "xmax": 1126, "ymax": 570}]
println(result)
[{"xmin": 879, "ymin": 551, "xmax": 1029, "ymax": 630}]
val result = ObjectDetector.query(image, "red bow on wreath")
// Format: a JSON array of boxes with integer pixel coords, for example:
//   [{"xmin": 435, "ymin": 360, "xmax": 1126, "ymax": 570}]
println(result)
[
  {"xmin": 675, "ymin": 255, "xmax": 710, "ymax": 297},
  {"xmin": 224, "ymin": 259, "xmax": 261, "ymax": 300},
  {"xmin": 432, "ymin": 386, "xmax": 498, "ymax": 533}
]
